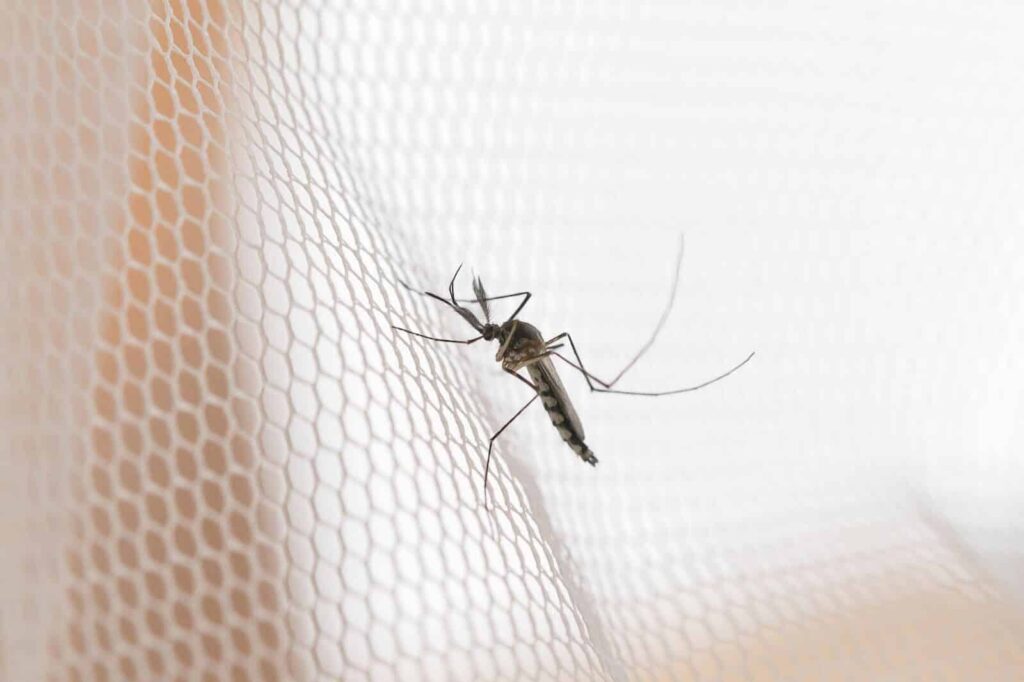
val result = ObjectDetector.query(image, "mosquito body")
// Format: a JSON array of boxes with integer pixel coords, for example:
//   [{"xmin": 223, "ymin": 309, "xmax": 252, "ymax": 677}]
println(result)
[
  {"xmin": 392, "ymin": 237, "xmax": 754, "ymax": 506},
  {"xmin": 490, "ymin": 319, "xmax": 595, "ymax": 466}
]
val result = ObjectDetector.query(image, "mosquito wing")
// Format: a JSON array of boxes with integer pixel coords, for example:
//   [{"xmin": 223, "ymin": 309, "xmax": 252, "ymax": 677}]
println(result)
[{"xmin": 535, "ymin": 355, "xmax": 585, "ymax": 440}]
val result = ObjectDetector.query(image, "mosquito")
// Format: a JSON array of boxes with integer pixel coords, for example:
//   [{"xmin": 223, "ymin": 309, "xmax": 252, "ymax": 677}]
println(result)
[{"xmin": 391, "ymin": 237, "xmax": 754, "ymax": 508}]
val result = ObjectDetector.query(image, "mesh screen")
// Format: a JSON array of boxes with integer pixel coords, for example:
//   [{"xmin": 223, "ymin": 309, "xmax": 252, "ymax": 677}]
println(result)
[{"xmin": 3, "ymin": 1, "xmax": 1024, "ymax": 681}]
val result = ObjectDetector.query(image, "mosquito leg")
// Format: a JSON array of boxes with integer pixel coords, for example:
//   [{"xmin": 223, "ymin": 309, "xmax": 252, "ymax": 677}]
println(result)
[
  {"xmin": 391, "ymin": 326, "xmax": 483, "ymax": 345},
  {"xmin": 607, "ymin": 233, "xmax": 685, "ymax": 384},
  {"xmin": 464, "ymin": 290, "xmax": 532, "ymax": 322},
  {"xmin": 550, "ymin": 349, "xmax": 755, "ymax": 397},
  {"xmin": 543, "ymin": 234, "xmax": 686, "ymax": 387},
  {"xmin": 483, "ymin": 393, "xmax": 539, "ymax": 511},
  {"xmin": 399, "ymin": 268, "xmax": 532, "ymax": 321},
  {"xmin": 504, "ymin": 292, "xmax": 532, "ymax": 323},
  {"xmin": 447, "ymin": 263, "xmax": 464, "ymax": 306},
  {"xmin": 397, "ymin": 278, "xmax": 465, "ymax": 313},
  {"xmin": 459, "ymin": 290, "xmax": 531, "ymax": 305},
  {"xmin": 544, "ymin": 332, "xmax": 613, "ymax": 389},
  {"xmin": 451, "ymin": 290, "xmax": 533, "ymax": 320},
  {"xmin": 481, "ymin": 369, "xmax": 538, "ymax": 522},
  {"xmin": 503, "ymin": 368, "xmax": 539, "ymax": 392}
]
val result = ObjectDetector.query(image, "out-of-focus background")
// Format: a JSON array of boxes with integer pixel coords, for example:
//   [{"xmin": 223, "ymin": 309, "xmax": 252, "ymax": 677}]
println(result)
[{"xmin": 2, "ymin": 1, "xmax": 1023, "ymax": 680}]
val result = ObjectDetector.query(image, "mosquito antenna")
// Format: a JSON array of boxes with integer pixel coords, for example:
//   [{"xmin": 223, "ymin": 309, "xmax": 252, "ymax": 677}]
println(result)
[
  {"xmin": 609, "ymin": 234, "xmax": 686, "ymax": 386},
  {"xmin": 448, "ymin": 263, "xmax": 464, "ymax": 306}
]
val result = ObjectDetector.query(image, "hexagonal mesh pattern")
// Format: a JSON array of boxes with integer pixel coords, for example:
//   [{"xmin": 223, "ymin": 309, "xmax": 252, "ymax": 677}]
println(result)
[{"xmin": 2, "ymin": 1, "xmax": 1024, "ymax": 681}]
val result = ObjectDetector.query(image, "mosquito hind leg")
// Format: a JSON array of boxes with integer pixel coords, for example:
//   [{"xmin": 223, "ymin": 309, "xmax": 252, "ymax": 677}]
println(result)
[
  {"xmin": 550, "ymin": 347, "xmax": 755, "ymax": 397},
  {"xmin": 542, "ymin": 235, "xmax": 686, "ymax": 387},
  {"xmin": 545, "ymin": 330, "xmax": 754, "ymax": 396},
  {"xmin": 544, "ymin": 332, "xmax": 615, "ymax": 389},
  {"xmin": 539, "ymin": 236, "xmax": 755, "ymax": 396}
]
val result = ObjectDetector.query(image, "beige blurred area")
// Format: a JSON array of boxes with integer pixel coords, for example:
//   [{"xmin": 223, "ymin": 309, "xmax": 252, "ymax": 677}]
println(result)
[
  {"xmin": 2, "ymin": 1, "xmax": 1024, "ymax": 682},
  {"xmin": 1, "ymin": 1, "xmax": 290, "ymax": 680}
]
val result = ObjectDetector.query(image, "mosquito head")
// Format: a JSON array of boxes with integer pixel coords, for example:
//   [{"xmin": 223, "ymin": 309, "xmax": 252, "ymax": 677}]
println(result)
[{"xmin": 480, "ymin": 323, "xmax": 500, "ymax": 341}]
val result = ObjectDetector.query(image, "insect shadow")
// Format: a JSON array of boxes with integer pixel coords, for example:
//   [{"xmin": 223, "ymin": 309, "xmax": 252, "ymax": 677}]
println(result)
[{"xmin": 392, "ymin": 236, "xmax": 754, "ymax": 510}]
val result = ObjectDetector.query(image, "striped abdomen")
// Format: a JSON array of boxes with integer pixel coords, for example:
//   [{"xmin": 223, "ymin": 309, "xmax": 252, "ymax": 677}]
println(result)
[{"xmin": 527, "ymin": 362, "xmax": 598, "ymax": 466}]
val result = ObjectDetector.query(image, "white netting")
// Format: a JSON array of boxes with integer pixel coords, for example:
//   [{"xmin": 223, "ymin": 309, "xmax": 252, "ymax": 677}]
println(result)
[{"xmin": 3, "ymin": 1, "xmax": 1024, "ymax": 681}]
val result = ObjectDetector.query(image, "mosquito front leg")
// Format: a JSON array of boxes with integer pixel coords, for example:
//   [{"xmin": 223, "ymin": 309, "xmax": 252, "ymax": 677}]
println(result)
[
  {"xmin": 504, "ymin": 292, "xmax": 532, "ymax": 323},
  {"xmin": 396, "ymin": 277, "xmax": 464, "ymax": 313},
  {"xmin": 460, "ymin": 288, "xmax": 534, "ymax": 322},
  {"xmin": 391, "ymin": 326, "xmax": 483, "ymax": 345},
  {"xmin": 454, "ymin": 288, "xmax": 531, "ymax": 310}
]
